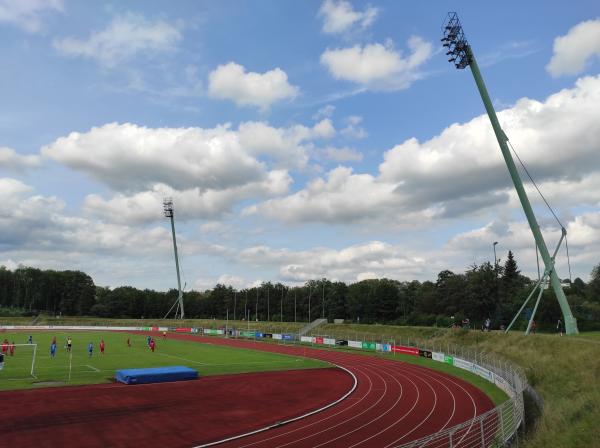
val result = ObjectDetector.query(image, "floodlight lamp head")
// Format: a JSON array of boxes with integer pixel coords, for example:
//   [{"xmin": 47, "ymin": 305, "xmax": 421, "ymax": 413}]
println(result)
[
  {"xmin": 163, "ymin": 197, "xmax": 174, "ymax": 218},
  {"xmin": 441, "ymin": 12, "xmax": 472, "ymax": 70}
]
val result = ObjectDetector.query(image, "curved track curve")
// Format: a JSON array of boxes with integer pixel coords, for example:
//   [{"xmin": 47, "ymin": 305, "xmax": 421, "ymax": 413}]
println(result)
[{"xmin": 159, "ymin": 333, "xmax": 494, "ymax": 448}]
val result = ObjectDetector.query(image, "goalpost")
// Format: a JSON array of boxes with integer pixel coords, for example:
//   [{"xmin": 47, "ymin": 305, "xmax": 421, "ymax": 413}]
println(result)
[{"xmin": 0, "ymin": 343, "xmax": 38, "ymax": 378}]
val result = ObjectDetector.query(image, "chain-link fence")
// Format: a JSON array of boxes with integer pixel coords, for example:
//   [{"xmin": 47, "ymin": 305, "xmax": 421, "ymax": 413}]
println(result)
[{"xmin": 302, "ymin": 330, "xmax": 526, "ymax": 448}]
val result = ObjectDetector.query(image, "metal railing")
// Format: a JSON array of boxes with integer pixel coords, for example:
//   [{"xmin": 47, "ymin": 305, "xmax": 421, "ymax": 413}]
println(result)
[{"xmin": 301, "ymin": 330, "xmax": 526, "ymax": 448}]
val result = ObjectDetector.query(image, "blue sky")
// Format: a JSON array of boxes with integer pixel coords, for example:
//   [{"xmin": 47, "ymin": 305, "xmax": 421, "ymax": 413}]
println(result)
[{"xmin": 1, "ymin": 0, "xmax": 599, "ymax": 291}]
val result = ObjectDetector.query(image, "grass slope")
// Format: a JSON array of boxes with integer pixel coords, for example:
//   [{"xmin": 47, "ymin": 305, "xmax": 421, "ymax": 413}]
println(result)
[{"xmin": 0, "ymin": 331, "xmax": 327, "ymax": 391}]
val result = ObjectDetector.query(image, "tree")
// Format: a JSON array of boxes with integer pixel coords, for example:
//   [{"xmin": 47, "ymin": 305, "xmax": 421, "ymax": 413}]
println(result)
[{"xmin": 588, "ymin": 263, "xmax": 600, "ymax": 303}]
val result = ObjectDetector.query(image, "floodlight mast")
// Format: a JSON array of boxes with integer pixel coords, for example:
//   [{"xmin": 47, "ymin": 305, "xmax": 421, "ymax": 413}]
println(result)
[
  {"xmin": 163, "ymin": 198, "xmax": 185, "ymax": 319},
  {"xmin": 441, "ymin": 12, "xmax": 578, "ymax": 334}
]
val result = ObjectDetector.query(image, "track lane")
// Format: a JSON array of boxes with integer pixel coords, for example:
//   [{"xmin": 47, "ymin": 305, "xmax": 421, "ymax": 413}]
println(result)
[{"xmin": 150, "ymin": 333, "xmax": 494, "ymax": 448}]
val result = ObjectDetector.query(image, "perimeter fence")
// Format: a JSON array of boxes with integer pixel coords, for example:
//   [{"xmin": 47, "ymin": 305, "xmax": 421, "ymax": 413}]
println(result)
[{"xmin": 1, "ymin": 323, "xmax": 526, "ymax": 447}]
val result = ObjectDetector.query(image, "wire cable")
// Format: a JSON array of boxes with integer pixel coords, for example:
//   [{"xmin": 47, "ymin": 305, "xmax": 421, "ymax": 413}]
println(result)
[
  {"xmin": 506, "ymin": 139, "xmax": 574, "ymax": 279},
  {"xmin": 565, "ymin": 234, "xmax": 573, "ymax": 283},
  {"xmin": 507, "ymin": 140, "xmax": 563, "ymax": 228}
]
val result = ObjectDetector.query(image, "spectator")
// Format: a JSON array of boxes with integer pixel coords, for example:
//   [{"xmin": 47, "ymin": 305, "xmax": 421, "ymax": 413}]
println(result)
[{"xmin": 557, "ymin": 318, "xmax": 564, "ymax": 337}]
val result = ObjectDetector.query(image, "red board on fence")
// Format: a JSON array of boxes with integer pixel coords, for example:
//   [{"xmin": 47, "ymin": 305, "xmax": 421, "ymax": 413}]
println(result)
[
  {"xmin": 152, "ymin": 326, "xmax": 159, "ymax": 332},
  {"xmin": 391, "ymin": 345, "xmax": 419, "ymax": 356},
  {"xmin": 315, "ymin": 337, "xmax": 324, "ymax": 344},
  {"xmin": 175, "ymin": 327, "xmax": 192, "ymax": 333}
]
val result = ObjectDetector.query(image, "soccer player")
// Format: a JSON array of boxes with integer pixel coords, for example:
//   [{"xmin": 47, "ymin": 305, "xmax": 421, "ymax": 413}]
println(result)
[
  {"xmin": 149, "ymin": 338, "xmax": 156, "ymax": 352},
  {"xmin": 88, "ymin": 342, "xmax": 93, "ymax": 357},
  {"xmin": 9, "ymin": 341, "xmax": 15, "ymax": 356},
  {"xmin": 127, "ymin": 337, "xmax": 131, "ymax": 348},
  {"xmin": 50, "ymin": 341, "xmax": 57, "ymax": 358},
  {"xmin": 100, "ymin": 339, "xmax": 105, "ymax": 354},
  {"xmin": 163, "ymin": 331, "xmax": 167, "ymax": 339},
  {"xmin": 1, "ymin": 339, "xmax": 7, "ymax": 354},
  {"xmin": 28, "ymin": 335, "xmax": 33, "ymax": 344},
  {"xmin": 0, "ymin": 352, "xmax": 4, "ymax": 370},
  {"xmin": 147, "ymin": 336, "xmax": 151, "ymax": 347},
  {"xmin": 67, "ymin": 337, "xmax": 72, "ymax": 352}
]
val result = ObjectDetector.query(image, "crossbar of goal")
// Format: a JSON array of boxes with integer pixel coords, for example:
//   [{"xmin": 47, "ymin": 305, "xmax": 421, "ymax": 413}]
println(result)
[{"xmin": 1, "ymin": 343, "xmax": 38, "ymax": 376}]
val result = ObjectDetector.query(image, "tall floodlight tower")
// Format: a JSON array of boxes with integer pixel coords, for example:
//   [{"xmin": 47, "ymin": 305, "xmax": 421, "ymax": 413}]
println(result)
[
  {"xmin": 163, "ymin": 198, "xmax": 185, "ymax": 319},
  {"xmin": 441, "ymin": 12, "xmax": 578, "ymax": 334}
]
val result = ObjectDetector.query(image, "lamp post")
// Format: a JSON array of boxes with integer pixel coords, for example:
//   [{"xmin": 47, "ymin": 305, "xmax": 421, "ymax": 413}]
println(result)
[
  {"xmin": 163, "ymin": 198, "xmax": 184, "ymax": 319},
  {"xmin": 493, "ymin": 241, "xmax": 498, "ymax": 273},
  {"xmin": 441, "ymin": 12, "xmax": 578, "ymax": 334}
]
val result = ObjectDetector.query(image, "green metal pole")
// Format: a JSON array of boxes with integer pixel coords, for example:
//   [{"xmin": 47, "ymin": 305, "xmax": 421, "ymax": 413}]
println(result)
[
  {"xmin": 169, "ymin": 214, "xmax": 185, "ymax": 319},
  {"xmin": 467, "ymin": 49, "xmax": 578, "ymax": 334}
]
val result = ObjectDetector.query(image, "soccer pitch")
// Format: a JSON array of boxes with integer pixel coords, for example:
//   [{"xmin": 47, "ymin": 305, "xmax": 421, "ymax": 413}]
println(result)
[{"xmin": 0, "ymin": 331, "xmax": 328, "ymax": 391}]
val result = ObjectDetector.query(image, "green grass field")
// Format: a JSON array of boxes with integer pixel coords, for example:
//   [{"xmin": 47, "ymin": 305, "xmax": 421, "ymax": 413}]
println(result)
[{"xmin": 0, "ymin": 331, "xmax": 328, "ymax": 391}]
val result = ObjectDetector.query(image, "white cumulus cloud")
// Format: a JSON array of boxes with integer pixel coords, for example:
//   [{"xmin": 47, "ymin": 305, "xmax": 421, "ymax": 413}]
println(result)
[
  {"xmin": 318, "ymin": 0, "xmax": 378, "ymax": 34},
  {"xmin": 42, "ymin": 122, "xmax": 267, "ymax": 193},
  {"xmin": 249, "ymin": 75, "xmax": 600, "ymax": 226},
  {"xmin": 208, "ymin": 62, "xmax": 299, "ymax": 110},
  {"xmin": 547, "ymin": 18, "xmax": 600, "ymax": 77},
  {"xmin": 0, "ymin": 147, "xmax": 41, "ymax": 172},
  {"xmin": 83, "ymin": 170, "xmax": 291, "ymax": 224},
  {"xmin": 321, "ymin": 37, "xmax": 432, "ymax": 90}
]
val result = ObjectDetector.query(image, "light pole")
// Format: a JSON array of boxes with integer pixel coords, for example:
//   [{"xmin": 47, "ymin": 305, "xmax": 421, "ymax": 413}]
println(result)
[
  {"xmin": 308, "ymin": 285, "xmax": 312, "ymax": 323},
  {"xmin": 163, "ymin": 198, "xmax": 184, "ymax": 319},
  {"xmin": 493, "ymin": 241, "xmax": 498, "ymax": 273},
  {"xmin": 442, "ymin": 12, "xmax": 578, "ymax": 333},
  {"xmin": 233, "ymin": 290, "xmax": 237, "ymax": 321},
  {"xmin": 255, "ymin": 287, "xmax": 259, "ymax": 322},
  {"xmin": 322, "ymin": 279, "xmax": 325, "ymax": 319}
]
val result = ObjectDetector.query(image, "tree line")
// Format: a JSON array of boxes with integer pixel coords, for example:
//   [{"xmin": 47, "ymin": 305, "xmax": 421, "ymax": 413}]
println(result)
[{"xmin": 1, "ymin": 251, "xmax": 599, "ymax": 330}]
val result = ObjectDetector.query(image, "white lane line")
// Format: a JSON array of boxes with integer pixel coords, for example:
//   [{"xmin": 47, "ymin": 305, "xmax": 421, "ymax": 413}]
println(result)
[
  {"xmin": 272, "ymin": 364, "xmax": 389, "ymax": 448},
  {"xmin": 85, "ymin": 364, "xmax": 100, "ymax": 372},
  {"xmin": 206, "ymin": 353, "xmax": 372, "ymax": 448},
  {"xmin": 386, "ymin": 362, "xmax": 480, "ymax": 448},
  {"xmin": 319, "ymin": 363, "xmax": 407, "ymax": 448},
  {"xmin": 194, "ymin": 364, "xmax": 358, "ymax": 448}
]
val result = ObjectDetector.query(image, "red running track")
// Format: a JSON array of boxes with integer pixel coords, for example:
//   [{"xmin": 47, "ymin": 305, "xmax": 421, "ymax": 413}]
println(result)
[
  {"xmin": 1, "ymin": 332, "xmax": 495, "ymax": 448},
  {"xmin": 148, "ymin": 333, "xmax": 495, "ymax": 448},
  {"xmin": 0, "ymin": 367, "xmax": 352, "ymax": 448}
]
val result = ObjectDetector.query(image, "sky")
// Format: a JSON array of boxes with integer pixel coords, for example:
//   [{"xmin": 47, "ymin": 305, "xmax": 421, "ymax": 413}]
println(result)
[{"xmin": 1, "ymin": 0, "xmax": 599, "ymax": 291}]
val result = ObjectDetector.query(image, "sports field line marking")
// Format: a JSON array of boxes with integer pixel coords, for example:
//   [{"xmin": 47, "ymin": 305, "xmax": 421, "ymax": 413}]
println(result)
[
  {"xmin": 156, "ymin": 352, "xmax": 210, "ymax": 365},
  {"xmin": 85, "ymin": 364, "xmax": 100, "ymax": 372},
  {"xmin": 157, "ymin": 352, "xmax": 307, "ymax": 367}
]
